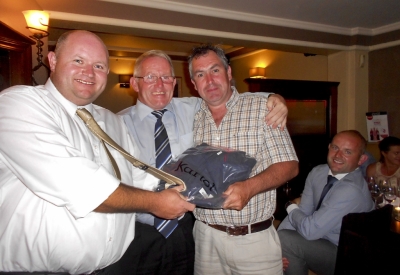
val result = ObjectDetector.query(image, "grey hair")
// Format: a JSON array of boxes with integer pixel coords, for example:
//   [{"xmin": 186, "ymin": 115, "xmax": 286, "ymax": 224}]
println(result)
[
  {"xmin": 134, "ymin": 50, "xmax": 175, "ymax": 77},
  {"xmin": 187, "ymin": 44, "xmax": 229, "ymax": 79}
]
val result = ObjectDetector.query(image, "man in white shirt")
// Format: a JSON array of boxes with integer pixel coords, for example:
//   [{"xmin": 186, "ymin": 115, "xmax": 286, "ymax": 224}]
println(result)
[{"xmin": 0, "ymin": 30, "xmax": 194, "ymax": 274}]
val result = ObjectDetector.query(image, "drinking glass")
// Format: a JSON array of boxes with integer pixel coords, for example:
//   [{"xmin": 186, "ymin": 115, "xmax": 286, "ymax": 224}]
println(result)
[
  {"xmin": 370, "ymin": 183, "xmax": 381, "ymax": 202},
  {"xmin": 384, "ymin": 186, "xmax": 396, "ymax": 205},
  {"xmin": 389, "ymin": 177, "xmax": 399, "ymax": 198},
  {"xmin": 367, "ymin": 177, "xmax": 379, "ymax": 199},
  {"xmin": 367, "ymin": 176, "xmax": 375, "ymax": 190},
  {"xmin": 380, "ymin": 180, "xmax": 389, "ymax": 194}
]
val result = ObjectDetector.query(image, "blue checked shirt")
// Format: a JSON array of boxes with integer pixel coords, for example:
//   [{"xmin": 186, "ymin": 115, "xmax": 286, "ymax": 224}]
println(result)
[{"xmin": 193, "ymin": 87, "xmax": 298, "ymax": 226}]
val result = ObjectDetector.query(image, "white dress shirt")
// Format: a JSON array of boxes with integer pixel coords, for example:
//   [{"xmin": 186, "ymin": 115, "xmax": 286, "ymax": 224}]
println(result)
[
  {"xmin": 119, "ymin": 97, "xmax": 201, "ymax": 191},
  {"xmin": 0, "ymin": 80, "xmax": 157, "ymax": 274}
]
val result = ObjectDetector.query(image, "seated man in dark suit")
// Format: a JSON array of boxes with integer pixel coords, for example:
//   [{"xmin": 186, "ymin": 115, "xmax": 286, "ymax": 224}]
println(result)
[{"xmin": 278, "ymin": 130, "xmax": 375, "ymax": 275}]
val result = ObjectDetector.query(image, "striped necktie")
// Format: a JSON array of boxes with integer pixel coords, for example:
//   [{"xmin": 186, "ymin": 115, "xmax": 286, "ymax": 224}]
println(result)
[{"xmin": 152, "ymin": 109, "xmax": 178, "ymax": 238}]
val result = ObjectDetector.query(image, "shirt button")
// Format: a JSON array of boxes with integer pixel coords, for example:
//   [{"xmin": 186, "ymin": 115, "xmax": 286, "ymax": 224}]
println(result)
[{"xmin": 216, "ymin": 136, "xmax": 220, "ymax": 140}]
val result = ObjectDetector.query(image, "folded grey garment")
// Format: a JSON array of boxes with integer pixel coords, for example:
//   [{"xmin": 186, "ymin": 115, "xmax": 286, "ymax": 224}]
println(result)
[{"xmin": 156, "ymin": 143, "xmax": 257, "ymax": 209}]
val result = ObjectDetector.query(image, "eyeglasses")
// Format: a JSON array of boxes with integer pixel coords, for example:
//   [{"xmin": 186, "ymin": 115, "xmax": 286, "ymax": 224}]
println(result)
[{"xmin": 135, "ymin": 75, "xmax": 175, "ymax": 84}]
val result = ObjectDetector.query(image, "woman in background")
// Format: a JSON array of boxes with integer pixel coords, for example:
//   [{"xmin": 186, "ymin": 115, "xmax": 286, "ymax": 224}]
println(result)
[{"xmin": 366, "ymin": 136, "xmax": 400, "ymax": 185}]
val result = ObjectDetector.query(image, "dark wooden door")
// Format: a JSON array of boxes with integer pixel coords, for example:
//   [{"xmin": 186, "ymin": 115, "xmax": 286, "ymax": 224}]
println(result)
[{"xmin": 0, "ymin": 21, "xmax": 34, "ymax": 89}]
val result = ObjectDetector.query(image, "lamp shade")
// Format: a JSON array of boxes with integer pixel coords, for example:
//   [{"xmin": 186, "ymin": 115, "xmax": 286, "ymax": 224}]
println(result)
[
  {"xmin": 23, "ymin": 10, "xmax": 49, "ymax": 34},
  {"xmin": 249, "ymin": 67, "xmax": 266, "ymax": 78}
]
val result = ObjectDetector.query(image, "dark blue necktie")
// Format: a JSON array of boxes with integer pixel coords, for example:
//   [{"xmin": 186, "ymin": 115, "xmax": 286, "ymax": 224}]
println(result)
[
  {"xmin": 152, "ymin": 110, "xmax": 178, "ymax": 238},
  {"xmin": 315, "ymin": 175, "xmax": 338, "ymax": 211}
]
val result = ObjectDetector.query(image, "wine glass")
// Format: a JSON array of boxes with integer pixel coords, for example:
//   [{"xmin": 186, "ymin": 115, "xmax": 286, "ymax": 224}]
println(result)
[
  {"xmin": 370, "ymin": 183, "xmax": 381, "ymax": 202},
  {"xmin": 366, "ymin": 177, "xmax": 381, "ymax": 206},
  {"xmin": 380, "ymin": 180, "xmax": 389, "ymax": 194},
  {"xmin": 367, "ymin": 177, "xmax": 377, "ymax": 195},
  {"xmin": 384, "ymin": 186, "xmax": 396, "ymax": 205},
  {"xmin": 367, "ymin": 176, "xmax": 375, "ymax": 190}
]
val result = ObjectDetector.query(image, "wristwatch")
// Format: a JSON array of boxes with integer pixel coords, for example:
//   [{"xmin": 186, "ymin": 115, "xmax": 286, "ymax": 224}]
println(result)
[{"xmin": 285, "ymin": 201, "xmax": 294, "ymax": 210}]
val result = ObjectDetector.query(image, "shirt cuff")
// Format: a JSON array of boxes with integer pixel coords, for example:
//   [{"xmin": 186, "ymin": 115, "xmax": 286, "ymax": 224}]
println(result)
[{"xmin": 287, "ymin": 203, "xmax": 299, "ymax": 214}]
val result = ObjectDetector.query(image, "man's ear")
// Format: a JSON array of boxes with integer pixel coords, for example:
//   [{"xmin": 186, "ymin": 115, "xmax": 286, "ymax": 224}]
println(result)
[
  {"xmin": 227, "ymin": 66, "xmax": 232, "ymax": 81},
  {"xmin": 48, "ymin": 51, "xmax": 57, "ymax": 72},
  {"xmin": 358, "ymin": 153, "xmax": 368, "ymax": 166},
  {"xmin": 131, "ymin": 76, "xmax": 139, "ymax": 93},
  {"xmin": 191, "ymin": 79, "xmax": 198, "ymax": 91}
]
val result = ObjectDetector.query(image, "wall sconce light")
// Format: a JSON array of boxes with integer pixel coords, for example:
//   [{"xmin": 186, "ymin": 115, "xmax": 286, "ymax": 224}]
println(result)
[
  {"xmin": 23, "ymin": 10, "xmax": 50, "ymax": 85},
  {"xmin": 249, "ymin": 67, "xmax": 266, "ymax": 78},
  {"xmin": 119, "ymin": 75, "xmax": 131, "ymax": 88}
]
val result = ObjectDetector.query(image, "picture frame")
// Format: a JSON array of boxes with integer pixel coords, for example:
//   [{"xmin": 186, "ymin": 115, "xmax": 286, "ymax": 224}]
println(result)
[
  {"xmin": 173, "ymin": 77, "xmax": 182, "ymax": 97},
  {"xmin": 366, "ymin": 111, "xmax": 389, "ymax": 142}
]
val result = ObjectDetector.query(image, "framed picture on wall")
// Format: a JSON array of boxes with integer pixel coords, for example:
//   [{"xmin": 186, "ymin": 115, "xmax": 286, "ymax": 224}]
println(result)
[
  {"xmin": 366, "ymin": 111, "xmax": 389, "ymax": 142},
  {"xmin": 173, "ymin": 77, "xmax": 182, "ymax": 97}
]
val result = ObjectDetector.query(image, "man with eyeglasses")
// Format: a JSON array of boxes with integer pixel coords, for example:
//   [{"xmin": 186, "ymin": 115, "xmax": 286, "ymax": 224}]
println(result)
[{"xmin": 102, "ymin": 50, "xmax": 289, "ymax": 274}]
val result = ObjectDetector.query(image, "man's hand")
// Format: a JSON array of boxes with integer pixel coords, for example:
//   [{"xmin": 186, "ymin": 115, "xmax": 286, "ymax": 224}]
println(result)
[
  {"xmin": 151, "ymin": 188, "xmax": 195, "ymax": 219},
  {"xmin": 222, "ymin": 161, "xmax": 298, "ymax": 211},
  {"xmin": 292, "ymin": 197, "xmax": 301, "ymax": 205},
  {"xmin": 265, "ymin": 94, "xmax": 287, "ymax": 130},
  {"xmin": 94, "ymin": 183, "xmax": 194, "ymax": 219},
  {"xmin": 282, "ymin": 257, "xmax": 289, "ymax": 271},
  {"xmin": 221, "ymin": 181, "xmax": 252, "ymax": 211}
]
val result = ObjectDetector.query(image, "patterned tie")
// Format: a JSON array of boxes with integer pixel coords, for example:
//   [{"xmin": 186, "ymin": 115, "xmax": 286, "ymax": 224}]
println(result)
[
  {"xmin": 315, "ymin": 175, "xmax": 338, "ymax": 211},
  {"xmin": 152, "ymin": 109, "xmax": 178, "ymax": 238}
]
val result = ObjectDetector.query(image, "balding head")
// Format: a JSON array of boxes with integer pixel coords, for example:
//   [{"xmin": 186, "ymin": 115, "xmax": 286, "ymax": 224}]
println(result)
[
  {"xmin": 54, "ymin": 30, "xmax": 109, "ymax": 61},
  {"xmin": 327, "ymin": 130, "xmax": 368, "ymax": 175},
  {"xmin": 48, "ymin": 30, "xmax": 109, "ymax": 106}
]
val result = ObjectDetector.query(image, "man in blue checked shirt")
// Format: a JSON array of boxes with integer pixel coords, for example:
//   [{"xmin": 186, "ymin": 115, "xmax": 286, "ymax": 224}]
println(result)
[{"xmin": 188, "ymin": 44, "xmax": 299, "ymax": 275}]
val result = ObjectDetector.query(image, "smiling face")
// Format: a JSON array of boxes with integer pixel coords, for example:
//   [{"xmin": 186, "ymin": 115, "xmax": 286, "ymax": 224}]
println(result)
[
  {"xmin": 48, "ymin": 31, "xmax": 109, "ymax": 106},
  {"xmin": 327, "ymin": 132, "xmax": 367, "ymax": 175},
  {"xmin": 190, "ymin": 51, "xmax": 233, "ymax": 108},
  {"xmin": 132, "ymin": 56, "xmax": 176, "ymax": 110}
]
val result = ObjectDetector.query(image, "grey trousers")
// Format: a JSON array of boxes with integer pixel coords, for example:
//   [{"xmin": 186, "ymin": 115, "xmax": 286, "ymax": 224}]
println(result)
[{"xmin": 278, "ymin": 229, "xmax": 337, "ymax": 275}]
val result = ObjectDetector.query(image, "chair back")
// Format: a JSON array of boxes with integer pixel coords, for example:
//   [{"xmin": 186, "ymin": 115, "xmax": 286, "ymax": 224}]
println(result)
[{"xmin": 334, "ymin": 205, "xmax": 400, "ymax": 274}]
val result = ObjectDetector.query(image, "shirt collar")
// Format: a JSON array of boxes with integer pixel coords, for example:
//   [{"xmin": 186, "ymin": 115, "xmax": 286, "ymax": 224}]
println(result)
[
  {"xmin": 44, "ymin": 79, "xmax": 94, "ymax": 117},
  {"xmin": 135, "ymin": 99, "xmax": 173, "ymax": 121},
  {"xmin": 328, "ymin": 168, "xmax": 359, "ymax": 181}
]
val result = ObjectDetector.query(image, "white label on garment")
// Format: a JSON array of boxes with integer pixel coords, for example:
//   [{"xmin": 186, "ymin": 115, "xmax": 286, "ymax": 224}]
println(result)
[{"xmin": 199, "ymin": 188, "xmax": 214, "ymax": 199}]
